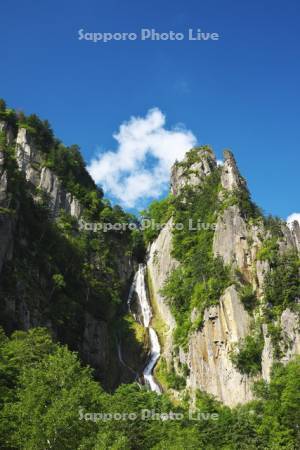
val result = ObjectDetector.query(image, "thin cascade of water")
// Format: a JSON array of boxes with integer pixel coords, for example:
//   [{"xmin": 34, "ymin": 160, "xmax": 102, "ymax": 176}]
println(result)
[{"xmin": 128, "ymin": 264, "xmax": 161, "ymax": 394}]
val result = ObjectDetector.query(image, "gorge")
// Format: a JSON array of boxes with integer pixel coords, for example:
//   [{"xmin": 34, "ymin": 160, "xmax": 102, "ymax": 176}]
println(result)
[{"xmin": 0, "ymin": 100, "xmax": 300, "ymax": 449}]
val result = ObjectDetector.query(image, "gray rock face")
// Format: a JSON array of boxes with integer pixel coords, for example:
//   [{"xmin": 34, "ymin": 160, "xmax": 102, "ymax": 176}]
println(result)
[
  {"xmin": 278, "ymin": 223, "xmax": 298, "ymax": 254},
  {"xmin": 262, "ymin": 308, "xmax": 300, "ymax": 380},
  {"xmin": 213, "ymin": 205, "xmax": 266, "ymax": 289},
  {"xmin": 280, "ymin": 308, "xmax": 300, "ymax": 364},
  {"xmin": 16, "ymin": 127, "xmax": 37, "ymax": 173},
  {"xmin": 1, "ymin": 125, "xmax": 83, "ymax": 276},
  {"xmin": 170, "ymin": 148, "xmax": 217, "ymax": 196},
  {"xmin": 0, "ymin": 120, "xmax": 137, "ymax": 391},
  {"xmin": 81, "ymin": 313, "xmax": 111, "ymax": 378},
  {"xmin": 38, "ymin": 167, "xmax": 82, "ymax": 218},
  {"xmin": 147, "ymin": 219, "xmax": 178, "ymax": 361},
  {"xmin": 213, "ymin": 205, "xmax": 249, "ymax": 268},
  {"xmin": 81, "ymin": 312, "xmax": 137, "ymax": 389},
  {"xmin": 261, "ymin": 324, "xmax": 274, "ymax": 381},
  {"xmin": 290, "ymin": 221, "xmax": 300, "ymax": 253},
  {"xmin": 147, "ymin": 218, "xmax": 257, "ymax": 406},
  {"xmin": 221, "ymin": 150, "xmax": 246, "ymax": 192},
  {"xmin": 16, "ymin": 127, "xmax": 82, "ymax": 219},
  {"xmin": 187, "ymin": 285, "xmax": 253, "ymax": 406},
  {"xmin": 147, "ymin": 147, "xmax": 300, "ymax": 406}
]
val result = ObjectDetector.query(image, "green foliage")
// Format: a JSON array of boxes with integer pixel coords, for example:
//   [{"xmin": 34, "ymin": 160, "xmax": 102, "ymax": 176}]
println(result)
[
  {"xmin": 0, "ymin": 102, "xmax": 17, "ymax": 129},
  {"xmin": 0, "ymin": 107, "xmax": 144, "ymax": 372},
  {"xmin": 44, "ymin": 143, "xmax": 103, "ymax": 207},
  {"xmin": 141, "ymin": 195, "xmax": 174, "ymax": 245},
  {"xmin": 161, "ymin": 171, "xmax": 231, "ymax": 348},
  {"xmin": 252, "ymin": 358, "xmax": 300, "ymax": 449},
  {"xmin": 0, "ymin": 98, "xmax": 6, "ymax": 111},
  {"xmin": 155, "ymin": 358, "xmax": 186, "ymax": 391},
  {"xmin": 175, "ymin": 145, "xmax": 214, "ymax": 169},
  {"xmin": 263, "ymin": 215, "xmax": 285, "ymax": 238},
  {"xmin": 1, "ymin": 328, "xmax": 300, "ymax": 449},
  {"xmin": 52, "ymin": 273, "xmax": 66, "ymax": 289},
  {"xmin": 221, "ymin": 186, "xmax": 263, "ymax": 220},
  {"xmin": 234, "ymin": 186, "xmax": 263, "ymax": 219},
  {"xmin": 263, "ymin": 250, "xmax": 300, "ymax": 318},
  {"xmin": 18, "ymin": 114, "xmax": 55, "ymax": 153},
  {"xmin": 1, "ymin": 100, "xmax": 103, "ymax": 208},
  {"xmin": 116, "ymin": 315, "xmax": 149, "ymax": 372},
  {"xmin": 266, "ymin": 323, "xmax": 284, "ymax": 359},
  {"xmin": 0, "ymin": 334, "xmax": 108, "ymax": 450},
  {"xmin": 0, "ymin": 328, "xmax": 56, "ymax": 407},
  {"xmin": 256, "ymin": 237, "xmax": 279, "ymax": 264},
  {"xmin": 230, "ymin": 331, "xmax": 264, "ymax": 376},
  {"xmin": 239, "ymin": 283, "xmax": 257, "ymax": 312}
]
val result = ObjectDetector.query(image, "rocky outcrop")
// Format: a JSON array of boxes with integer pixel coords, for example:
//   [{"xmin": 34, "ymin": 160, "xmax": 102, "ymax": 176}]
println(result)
[
  {"xmin": 280, "ymin": 308, "xmax": 300, "ymax": 363},
  {"xmin": 290, "ymin": 221, "xmax": 300, "ymax": 253},
  {"xmin": 220, "ymin": 150, "xmax": 246, "ymax": 192},
  {"xmin": 38, "ymin": 167, "xmax": 82, "ymax": 218},
  {"xmin": 187, "ymin": 285, "xmax": 253, "ymax": 406},
  {"xmin": 0, "ymin": 119, "xmax": 137, "ymax": 391},
  {"xmin": 262, "ymin": 308, "xmax": 300, "ymax": 381},
  {"xmin": 15, "ymin": 128, "xmax": 82, "ymax": 219},
  {"xmin": 261, "ymin": 324, "xmax": 273, "ymax": 381},
  {"xmin": 170, "ymin": 147, "xmax": 217, "ymax": 196},
  {"xmin": 213, "ymin": 205, "xmax": 249, "ymax": 270},
  {"xmin": 278, "ymin": 222, "xmax": 298, "ymax": 255},
  {"xmin": 147, "ymin": 219, "xmax": 178, "ymax": 360},
  {"xmin": 1, "ymin": 125, "xmax": 82, "ymax": 275},
  {"xmin": 148, "ymin": 147, "xmax": 300, "ymax": 406},
  {"xmin": 213, "ymin": 205, "xmax": 266, "ymax": 290}
]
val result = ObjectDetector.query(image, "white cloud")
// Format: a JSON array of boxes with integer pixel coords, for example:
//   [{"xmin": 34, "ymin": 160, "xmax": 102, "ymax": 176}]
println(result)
[
  {"xmin": 87, "ymin": 108, "xmax": 197, "ymax": 208},
  {"xmin": 217, "ymin": 159, "xmax": 224, "ymax": 166},
  {"xmin": 287, "ymin": 213, "xmax": 300, "ymax": 229}
]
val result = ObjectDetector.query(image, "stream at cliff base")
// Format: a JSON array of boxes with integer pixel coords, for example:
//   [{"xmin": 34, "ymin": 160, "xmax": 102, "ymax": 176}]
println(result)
[{"xmin": 128, "ymin": 264, "xmax": 161, "ymax": 394}]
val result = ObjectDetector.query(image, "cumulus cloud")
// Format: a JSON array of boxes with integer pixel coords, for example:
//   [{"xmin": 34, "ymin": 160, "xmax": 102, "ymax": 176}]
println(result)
[
  {"xmin": 87, "ymin": 108, "xmax": 197, "ymax": 208},
  {"xmin": 287, "ymin": 213, "xmax": 300, "ymax": 229}
]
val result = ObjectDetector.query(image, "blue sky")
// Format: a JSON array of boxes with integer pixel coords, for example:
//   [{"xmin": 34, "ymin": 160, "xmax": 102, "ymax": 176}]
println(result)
[{"xmin": 0, "ymin": 0, "xmax": 299, "ymax": 218}]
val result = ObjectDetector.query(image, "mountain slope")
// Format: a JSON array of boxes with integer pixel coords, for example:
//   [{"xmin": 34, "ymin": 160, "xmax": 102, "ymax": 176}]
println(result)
[
  {"xmin": 0, "ymin": 100, "xmax": 147, "ymax": 389},
  {"xmin": 145, "ymin": 147, "xmax": 300, "ymax": 405}
]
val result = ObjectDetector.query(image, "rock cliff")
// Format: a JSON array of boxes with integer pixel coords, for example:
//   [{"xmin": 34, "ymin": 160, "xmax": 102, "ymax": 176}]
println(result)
[
  {"xmin": 187, "ymin": 285, "xmax": 253, "ymax": 406},
  {"xmin": 0, "ymin": 113, "xmax": 141, "ymax": 390},
  {"xmin": 147, "ymin": 146, "xmax": 300, "ymax": 406},
  {"xmin": 16, "ymin": 128, "xmax": 82, "ymax": 219}
]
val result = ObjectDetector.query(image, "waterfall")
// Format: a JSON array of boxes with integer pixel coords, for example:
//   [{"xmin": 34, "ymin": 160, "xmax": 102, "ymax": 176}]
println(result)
[
  {"xmin": 128, "ymin": 264, "xmax": 161, "ymax": 394},
  {"xmin": 143, "ymin": 328, "xmax": 161, "ymax": 393}
]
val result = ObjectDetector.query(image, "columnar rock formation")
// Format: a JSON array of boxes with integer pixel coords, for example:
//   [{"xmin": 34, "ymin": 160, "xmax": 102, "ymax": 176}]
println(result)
[
  {"xmin": 0, "ymin": 119, "xmax": 136, "ymax": 389},
  {"xmin": 16, "ymin": 128, "xmax": 82, "ymax": 218},
  {"xmin": 147, "ymin": 146, "xmax": 300, "ymax": 406}
]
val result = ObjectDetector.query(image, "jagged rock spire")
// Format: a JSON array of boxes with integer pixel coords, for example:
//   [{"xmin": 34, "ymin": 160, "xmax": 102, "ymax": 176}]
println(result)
[
  {"xmin": 291, "ymin": 220, "xmax": 300, "ymax": 252},
  {"xmin": 220, "ymin": 149, "xmax": 246, "ymax": 192},
  {"xmin": 170, "ymin": 146, "xmax": 217, "ymax": 196}
]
